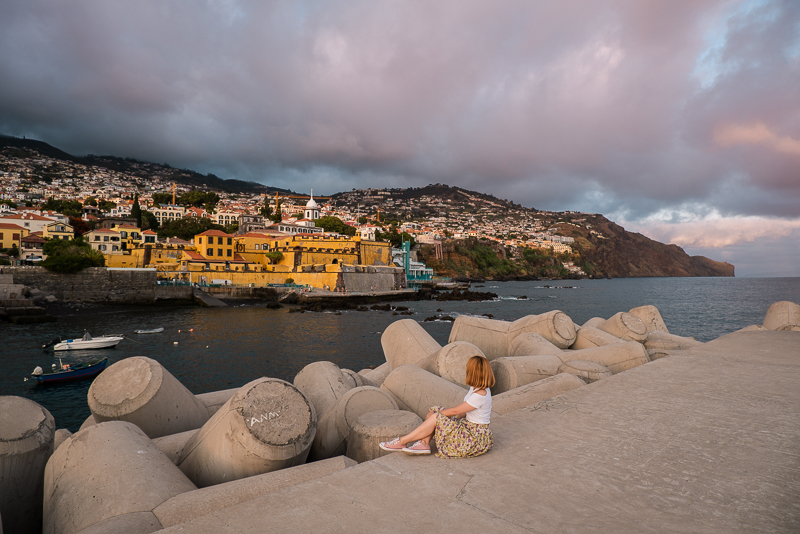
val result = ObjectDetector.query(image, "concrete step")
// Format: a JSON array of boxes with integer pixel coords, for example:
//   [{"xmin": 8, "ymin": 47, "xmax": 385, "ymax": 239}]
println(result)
[
  {"xmin": 3, "ymin": 306, "xmax": 48, "ymax": 316},
  {"xmin": 8, "ymin": 314, "xmax": 57, "ymax": 324},
  {"xmin": 0, "ymin": 299, "xmax": 34, "ymax": 307}
]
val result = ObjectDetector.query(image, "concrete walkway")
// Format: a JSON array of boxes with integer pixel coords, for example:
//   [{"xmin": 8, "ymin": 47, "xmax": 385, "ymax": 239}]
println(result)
[
  {"xmin": 157, "ymin": 331, "xmax": 800, "ymax": 533},
  {"xmin": 192, "ymin": 288, "xmax": 227, "ymax": 307}
]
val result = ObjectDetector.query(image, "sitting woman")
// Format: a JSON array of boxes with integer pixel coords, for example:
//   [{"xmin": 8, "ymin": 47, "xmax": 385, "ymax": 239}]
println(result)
[{"xmin": 379, "ymin": 355, "xmax": 495, "ymax": 458}]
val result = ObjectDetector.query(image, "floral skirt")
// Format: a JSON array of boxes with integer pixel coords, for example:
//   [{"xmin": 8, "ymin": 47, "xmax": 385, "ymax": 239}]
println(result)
[{"xmin": 430, "ymin": 406, "xmax": 493, "ymax": 459}]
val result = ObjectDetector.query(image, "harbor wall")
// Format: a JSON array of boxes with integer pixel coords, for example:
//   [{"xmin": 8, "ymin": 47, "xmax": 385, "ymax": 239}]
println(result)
[{"xmin": 5, "ymin": 266, "xmax": 405, "ymax": 303}]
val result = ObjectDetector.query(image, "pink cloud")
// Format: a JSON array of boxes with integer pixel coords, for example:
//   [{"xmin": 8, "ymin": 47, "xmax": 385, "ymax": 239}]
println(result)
[{"xmin": 714, "ymin": 122, "xmax": 800, "ymax": 156}]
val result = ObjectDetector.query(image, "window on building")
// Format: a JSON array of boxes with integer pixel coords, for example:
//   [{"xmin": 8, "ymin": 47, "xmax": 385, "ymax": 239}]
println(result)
[
  {"xmin": 218, "ymin": 237, "xmax": 224, "ymax": 245},
  {"xmin": 217, "ymin": 249, "xmax": 223, "ymax": 256},
  {"xmin": 227, "ymin": 238, "xmax": 232, "ymax": 245},
  {"xmin": 198, "ymin": 237, "xmax": 202, "ymax": 244},
  {"xmin": 227, "ymin": 249, "xmax": 232, "ymax": 257},
  {"xmin": 255, "ymin": 244, "xmax": 260, "ymax": 250},
  {"xmin": 208, "ymin": 249, "xmax": 213, "ymax": 256}
]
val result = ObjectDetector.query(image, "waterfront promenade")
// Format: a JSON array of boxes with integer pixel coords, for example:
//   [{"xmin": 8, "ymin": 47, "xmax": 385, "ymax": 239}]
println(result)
[{"xmin": 155, "ymin": 330, "xmax": 799, "ymax": 533}]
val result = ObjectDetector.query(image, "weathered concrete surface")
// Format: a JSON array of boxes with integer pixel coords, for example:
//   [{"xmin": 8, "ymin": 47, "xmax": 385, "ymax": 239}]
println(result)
[
  {"xmin": 0, "ymin": 396, "xmax": 55, "ymax": 534},
  {"xmin": 347, "ymin": 410, "xmax": 423, "ymax": 463},
  {"xmin": 44, "ymin": 421, "xmax": 195, "ymax": 534},
  {"xmin": 88, "ymin": 357, "xmax": 210, "ymax": 439},
  {"xmin": 381, "ymin": 319, "xmax": 441, "ymax": 370},
  {"xmin": 153, "ymin": 456, "xmax": 355, "ymax": 528},
  {"xmin": 763, "ymin": 300, "xmax": 800, "ymax": 331},
  {"xmin": 177, "ymin": 378, "xmax": 316, "ymax": 488},
  {"xmin": 380, "ymin": 365, "xmax": 467, "ymax": 419},
  {"xmin": 154, "ymin": 331, "xmax": 800, "ymax": 534}
]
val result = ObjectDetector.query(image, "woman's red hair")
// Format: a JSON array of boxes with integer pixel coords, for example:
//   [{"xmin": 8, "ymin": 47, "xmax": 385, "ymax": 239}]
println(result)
[{"xmin": 465, "ymin": 355, "xmax": 495, "ymax": 390}]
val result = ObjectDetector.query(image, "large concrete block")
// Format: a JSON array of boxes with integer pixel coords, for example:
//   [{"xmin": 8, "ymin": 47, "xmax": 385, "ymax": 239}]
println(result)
[
  {"xmin": 598, "ymin": 312, "xmax": 648, "ymax": 343},
  {"xmin": 153, "ymin": 456, "xmax": 356, "ymax": 528},
  {"xmin": 43, "ymin": 421, "xmax": 196, "ymax": 534},
  {"xmin": 508, "ymin": 332, "xmax": 564, "ymax": 357},
  {"xmin": 359, "ymin": 362, "xmax": 391, "ymax": 387},
  {"xmin": 53, "ymin": 428, "xmax": 72, "ymax": 452},
  {"xmin": 293, "ymin": 361, "xmax": 352, "ymax": 418},
  {"xmin": 492, "ymin": 373, "xmax": 586, "ymax": 415},
  {"xmin": 509, "ymin": 311, "xmax": 577, "ymax": 349},
  {"xmin": 196, "ymin": 387, "xmax": 239, "ymax": 416},
  {"xmin": 570, "ymin": 326, "xmax": 623, "ymax": 350},
  {"xmin": 582, "ymin": 317, "xmax": 607, "ymax": 329},
  {"xmin": 0, "ymin": 396, "xmax": 55, "ymax": 534},
  {"xmin": 762, "ymin": 301, "xmax": 800, "ymax": 331},
  {"xmin": 629, "ymin": 305, "xmax": 669, "ymax": 333},
  {"xmin": 490, "ymin": 355, "xmax": 564, "ymax": 394},
  {"xmin": 309, "ymin": 387, "xmax": 398, "ymax": 462},
  {"xmin": 448, "ymin": 316, "xmax": 512, "ymax": 360},
  {"xmin": 177, "ymin": 378, "xmax": 316, "ymax": 488},
  {"xmin": 557, "ymin": 360, "xmax": 612, "ymax": 383},
  {"xmin": 88, "ymin": 357, "xmax": 210, "ymax": 439},
  {"xmin": 382, "ymin": 319, "xmax": 442, "ymax": 369},
  {"xmin": 153, "ymin": 429, "xmax": 198, "ymax": 464},
  {"xmin": 347, "ymin": 410, "xmax": 423, "ymax": 463},
  {"xmin": 380, "ymin": 365, "xmax": 467, "ymax": 419},
  {"xmin": 643, "ymin": 331, "xmax": 702, "ymax": 351},
  {"xmin": 419, "ymin": 341, "xmax": 485, "ymax": 386},
  {"xmin": 566, "ymin": 341, "xmax": 650, "ymax": 374}
]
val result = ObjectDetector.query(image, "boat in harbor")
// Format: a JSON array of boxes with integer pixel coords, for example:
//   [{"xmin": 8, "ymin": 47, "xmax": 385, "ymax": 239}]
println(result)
[
  {"xmin": 134, "ymin": 327, "xmax": 164, "ymax": 334},
  {"xmin": 43, "ymin": 332, "xmax": 123, "ymax": 351},
  {"xmin": 27, "ymin": 357, "xmax": 109, "ymax": 384}
]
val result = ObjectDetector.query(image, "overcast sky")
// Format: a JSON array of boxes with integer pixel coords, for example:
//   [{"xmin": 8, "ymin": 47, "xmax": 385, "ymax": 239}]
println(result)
[{"xmin": 1, "ymin": 0, "xmax": 798, "ymax": 276}]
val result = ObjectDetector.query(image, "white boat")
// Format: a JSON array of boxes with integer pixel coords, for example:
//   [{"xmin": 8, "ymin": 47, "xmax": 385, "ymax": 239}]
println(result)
[
  {"xmin": 134, "ymin": 327, "xmax": 164, "ymax": 334},
  {"xmin": 45, "ymin": 332, "xmax": 123, "ymax": 351}
]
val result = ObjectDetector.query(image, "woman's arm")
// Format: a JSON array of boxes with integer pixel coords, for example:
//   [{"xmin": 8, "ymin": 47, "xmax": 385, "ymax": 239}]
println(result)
[{"xmin": 438, "ymin": 401, "xmax": 478, "ymax": 418}]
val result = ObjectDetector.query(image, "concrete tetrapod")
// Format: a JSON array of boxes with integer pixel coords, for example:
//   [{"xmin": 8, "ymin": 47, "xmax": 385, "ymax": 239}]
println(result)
[
  {"xmin": 358, "ymin": 362, "xmax": 391, "ymax": 387},
  {"xmin": 509, "ymin": 311, "xmax": 577, "ymax": 349},
  {"xmin": 448, "ymin": 316, "xmax": 513, "ymax": 360},
  {"xmin": 87, "ymin": 356, "xmax": 210, "ymax": 439},
  {"xmin": 293, "ymin": 361, "xmax": 353, "ymax": 418},
  {"xmin": 508, "ymin": 332, "xmax": 564, "ymax": 357},
  {"xmin": 598, "ymin": 312, "xmax": 648, "ymax": 343},
  {"xmin": 558, "ymin": 360, "xmax": 612, "ymax": 383},
  {"xmin": 0, "ymin": 396, "xmax": 55, "ymax": 534},
  {"xmin": 582, "ymin": 317, "xmax": 607, "ymax": 329},
  {"xmin": 643, "ymin": 331, "xmax": 703, "ymax": 352},
  {"xmin": 43, "ymin": 421, "xmax": 196, "ymax": 534},
  {"xmin": 177, "ymin": 377, "xmax": 316, "ymax": 488},
  {"xmin": 762, "ymin": 300, "xmax": 800, "ymax": 331},
  {"xmin": 492, "ymin": 373, "xmax": 586, "ymax": 415},
  {"xmin": 418, "ymin": 341, "xmax": 486, "ymax": 386},
  {"xmin": 347, "ymin": 410, "xmax": 424, "ymax": 463},
  {"xmin": 629, "ymin": 305, "xmax": 669, "ymax": 334},
  {"xmin": 308, "ymin": 386, "xmax": 398, "ymax": 462},
  {"xmin": 380, "ymin": 365, "xmax": 467, "ymax": 419},
  {"xmin": 490, "ymin": 354, "xmax": 565, "ymax": 394},
  {"xmin": 381, "ymin": 319, "xmax": 442, "ymax": 369},
  {"xmin": 570, "ymin": 325, "xmax": 624, "ymax": 350},
  {"xmin": 565, "ymin": 341, "xmax": 650, "ymax": 374}
]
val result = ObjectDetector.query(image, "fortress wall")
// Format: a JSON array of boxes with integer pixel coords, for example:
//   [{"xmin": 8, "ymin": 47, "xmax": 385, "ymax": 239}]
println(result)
[{"xmin": 6, "ymin": 267, "xmax": 161, "ymax": 304}]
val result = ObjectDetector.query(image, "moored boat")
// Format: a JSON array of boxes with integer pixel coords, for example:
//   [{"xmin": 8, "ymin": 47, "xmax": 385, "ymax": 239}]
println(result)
[
  {"xmin": 27, "ymin": 357, "xmax": 109, "ymax": 384},
  {"xmin": 43, "ymin": 332, "xmax": 123, "ymax": 351},
  {"xmin": 134, "ymin": 327, "xmax": 164, "ymax": 334}
]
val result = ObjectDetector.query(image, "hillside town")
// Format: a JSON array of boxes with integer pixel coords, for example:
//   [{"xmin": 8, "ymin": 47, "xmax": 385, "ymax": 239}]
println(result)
[{"xmin": 0, "ymin": 142, "xmax": 592, "ymax": 279}]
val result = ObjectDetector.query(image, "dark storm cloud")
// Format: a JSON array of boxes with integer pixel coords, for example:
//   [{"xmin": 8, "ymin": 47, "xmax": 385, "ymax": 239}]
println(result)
[{"xmin": 1, "ymin": 0, "xmax": 798, "ymax": 261}]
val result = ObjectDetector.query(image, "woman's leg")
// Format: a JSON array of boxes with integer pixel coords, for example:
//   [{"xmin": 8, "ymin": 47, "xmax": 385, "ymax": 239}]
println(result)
[{"xmin": 398, "ymin": 412, "xmax": 438, "ymax": 446}]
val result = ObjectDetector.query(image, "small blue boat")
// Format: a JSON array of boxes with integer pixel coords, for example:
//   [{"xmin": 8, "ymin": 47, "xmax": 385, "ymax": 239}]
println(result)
[{"xmin": 28, "ymin": 357, "xmax": 109, "ymax": 384}]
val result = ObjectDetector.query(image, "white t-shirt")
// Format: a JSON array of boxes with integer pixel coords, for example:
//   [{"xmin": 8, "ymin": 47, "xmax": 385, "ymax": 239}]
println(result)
[{"xmin": 464, "ymin": 387, "xmax": 491, "ymax": 424}]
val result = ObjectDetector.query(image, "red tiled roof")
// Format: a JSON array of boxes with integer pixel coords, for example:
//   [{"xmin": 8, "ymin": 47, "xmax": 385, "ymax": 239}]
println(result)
[
  {"xmin": 1, "ymin": 213, "xmax": 53, "ymax": 221},
  {"xmin": 142, "ymin": 229, "xmax": 157, "ymax": 235},
  {"xmin": 196, "ymin": 230, "xmax": 232, "ymax": 237},
  {"xmin": 0, "ymin": 223, "xmax": 26, "ymax": 230}
]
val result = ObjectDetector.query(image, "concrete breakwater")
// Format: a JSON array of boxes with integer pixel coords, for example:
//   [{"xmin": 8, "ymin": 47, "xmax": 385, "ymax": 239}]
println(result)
[{"xmin": 1, "ymin": 300, "xmax": 798, "ymax": 533}]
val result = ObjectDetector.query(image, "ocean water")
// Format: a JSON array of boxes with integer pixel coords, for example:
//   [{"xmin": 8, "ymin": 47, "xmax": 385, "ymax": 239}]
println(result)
[{"xmin": 3, "ymin": 277, "xmax": 798, "ymax": 432}]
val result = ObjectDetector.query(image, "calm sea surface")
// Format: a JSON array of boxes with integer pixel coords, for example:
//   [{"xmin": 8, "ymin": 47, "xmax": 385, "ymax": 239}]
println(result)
[{"xmin": 3, "ymin": 277, "xmax": 798, "ymax": 432}]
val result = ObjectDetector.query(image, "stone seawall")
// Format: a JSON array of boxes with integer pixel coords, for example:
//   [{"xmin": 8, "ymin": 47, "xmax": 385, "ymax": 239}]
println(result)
[{"xmin": 6, "ymin": 267, "xmax": 177, "ymax": 304}]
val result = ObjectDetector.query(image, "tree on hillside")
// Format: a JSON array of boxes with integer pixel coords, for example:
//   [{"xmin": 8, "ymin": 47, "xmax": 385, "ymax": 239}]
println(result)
[
  {"xmin": 41, "ymin": 197, "xmax": 83, "ymax": 217},
  {"xmin": 41, "ymin": 237, "xmax": 105, "ymax": 273},
  {"xmin": 178, "ymin": 190, "xmax": 220, "ymax": 212},
  {"xmin": 98, "ymin": 200, "xmax": 116, "ymax": 212},
  {"xmin": 84, "ymin": 196, "xmax": 98, "ymax": 207},
  {"xmin": 141, "ymin": 210, "xmax": 159, "ymax": 231},
  {"xmin": 157, "ymin": 216, "xmax": 225, "ymax": 241},
  {"xmin": 131, "ymin": 193, "xmax": 142, "ymax": 227},
  {"xmin": 271, "ymin": 199, "xmax": 283, "ymax": 223},
  {"xmin": 69, "ymin": 217, "xmax": 91, "ymax": 236},
  {"xmin": 260, "ymin": 199, "xmax": 272, "ymax": 219},
  {"xmin": 314, "ymin": 216, "xmax": 356, "ymax": 236},
  {"xmin": 151, "ymin": 192, "xmax": 173, "ymax": 206}
]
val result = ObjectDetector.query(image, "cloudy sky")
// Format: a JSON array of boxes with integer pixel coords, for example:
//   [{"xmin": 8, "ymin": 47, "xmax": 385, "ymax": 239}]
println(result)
[{"xmin": 1, "ymin": 0, "xmax": 798, "ymax": 276}]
